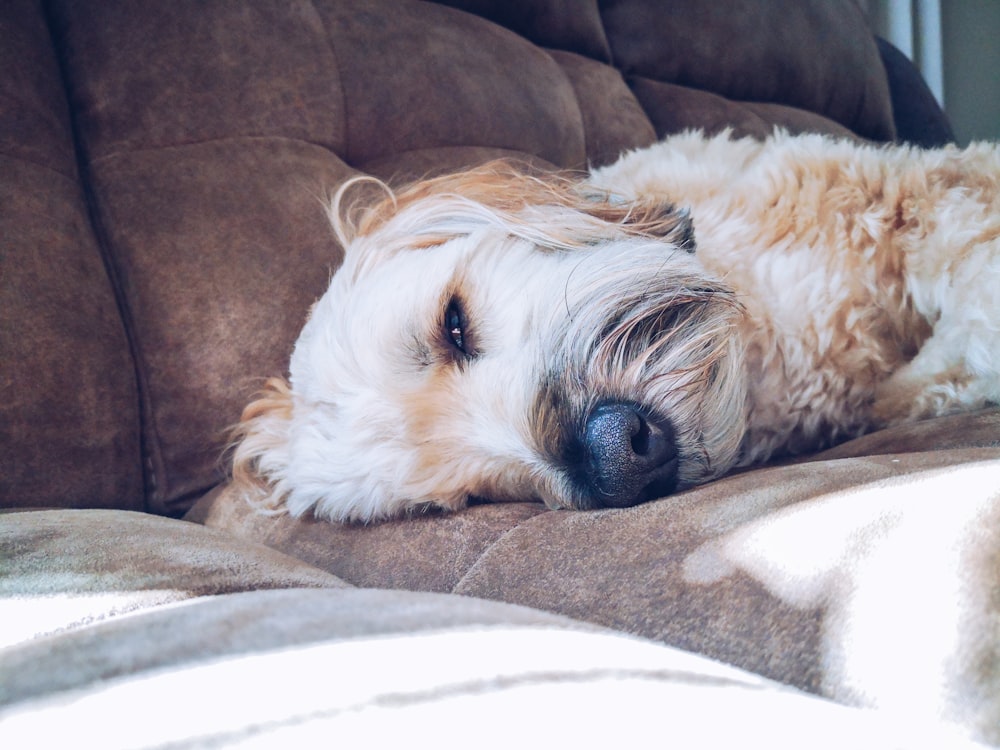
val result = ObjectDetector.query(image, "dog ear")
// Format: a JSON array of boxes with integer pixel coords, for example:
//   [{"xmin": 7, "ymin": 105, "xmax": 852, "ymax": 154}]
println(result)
[
  {"xmin": 327, "ymin": 175, "xmax": 395, "ymax": 251},
  {"xmin": 229, "ymin": 376, "xmax": 294, "ymax": 513},
  {"xmin": 577, "ymin": 192, "xmax": 697, "ymax": 253}
]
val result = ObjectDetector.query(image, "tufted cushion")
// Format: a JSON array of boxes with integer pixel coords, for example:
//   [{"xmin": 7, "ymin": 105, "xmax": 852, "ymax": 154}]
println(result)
[
  {"xmin": 601, "ymin": 0, "xmax": 895, "ymax": 141},
  {"xmin": 0, "ymin": 0, "xmax": 142, "ymax": 510},
  {"xmin": 436, "ymin": 0, "xmax": 614, "ymax": 61}
]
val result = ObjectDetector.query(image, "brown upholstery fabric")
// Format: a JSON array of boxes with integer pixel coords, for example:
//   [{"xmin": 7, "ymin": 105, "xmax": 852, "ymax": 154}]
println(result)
[
  {"xmin": 327, "ymin": 1, "xmax": 588, "ymax": 168},
  {"xmin": 46, "ymin": 1, "xmax": 359, "ymax": 513},
  {"xmin": 186, "ymin": 489, "xmax": 549, "ymax": 593},
  {"xmin": 48, "ymin": 3, "xmax": 347, "ymax": 156},
  {"xmin": 0, "ymin": 508, "xmax": 346, "ymax": 650},
  {"xmin": 450, "ymin": 450, "xmax": 1000, "ymax": 684},
  {"xmin": 602, "ymin": 0, "xmax": 895, "ymax": 141},
  {"xmin": 436, "ymin": 0, "xmax": 613, "ymax": 61},
  {"xmin": 83, "ymin": 143, "xmax": 351, "ymax": 513},
  {"xmin": 549, "ymin": 50, "xmax": 659, "ymax": 167},
  {"xmin": 810, "ymin": 407, "xmax": 1000, "ymax": 460},
  {"xmin": 0, "ymin": 0, "xmax": 142, "ymax": 510},
  {"xmin": 630, "ymin": 78, "xmax": 861, "ymax": 141}
]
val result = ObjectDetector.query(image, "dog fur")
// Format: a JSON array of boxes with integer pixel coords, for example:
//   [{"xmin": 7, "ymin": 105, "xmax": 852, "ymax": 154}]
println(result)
[{"xmin": 232, "ymin": 130, "xmax": 1000, "ymax": 522}]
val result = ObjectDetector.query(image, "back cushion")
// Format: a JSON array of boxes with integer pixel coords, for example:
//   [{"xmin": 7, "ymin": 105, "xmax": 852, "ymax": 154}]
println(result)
[
  {"xmin": 601, "ymin": 0, "xmax": 895, "ymax": 141},
  {"xmin": 436, "ymin": 0, "xmax": 895, "ymax": 141},
  {"xmin": 47, "ymin": 1, "xmax": 357, "ymax": 514},
  {"xmin": 0, "ymin": 0, "xmax": 142, "ymax": 509}
]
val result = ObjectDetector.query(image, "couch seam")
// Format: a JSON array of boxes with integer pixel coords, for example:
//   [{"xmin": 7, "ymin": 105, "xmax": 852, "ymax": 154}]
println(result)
[
  {"xmin": 86, "ymin": 133, "xmax": 346, "ymax": 168},
  {"xmin": 451, "ymin": 511, "xmax": 549, "ymax": 594},
  {"xmin": 0, "ymin": 150, "xmax": 77, "ymax": 182},
  {"xmin": 40, "ymin": 0, "xmax": 158, "ymax": 513},
  {"xmin": 542, "ymin": 48, "xmax": 598, "ymax": 170},
  {"xmin": 308, "ymin": 0, "xmax": 353, "ymax": 169}
]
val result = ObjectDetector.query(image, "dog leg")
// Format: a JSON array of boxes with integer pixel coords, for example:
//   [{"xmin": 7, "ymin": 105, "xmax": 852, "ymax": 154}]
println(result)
[{"xmin": 873, "ymin": 315, "xmax": 1000, "ymax": 425}]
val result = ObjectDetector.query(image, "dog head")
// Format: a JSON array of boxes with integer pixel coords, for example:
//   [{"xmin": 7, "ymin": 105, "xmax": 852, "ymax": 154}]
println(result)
[{"xmin": 232, "ymin": 164, "xmax": 748, "ymax": 521}]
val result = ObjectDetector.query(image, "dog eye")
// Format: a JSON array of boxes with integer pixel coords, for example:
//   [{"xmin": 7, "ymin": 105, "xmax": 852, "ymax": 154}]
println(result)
[{"xmin": 444, "ymin": 298, "xmax": 470, "ymax": 356}]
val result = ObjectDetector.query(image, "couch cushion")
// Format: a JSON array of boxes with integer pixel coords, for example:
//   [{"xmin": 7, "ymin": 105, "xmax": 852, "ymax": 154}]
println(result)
[
  {"xmin": 0, "ymin": 509, "xmax": 346, "ymax": 649},
  {"xmin": 187, "ymin": 490, "xmax": 548, "ymax": 593},
  {"xmin": 190, "ymin": 408, "xmax": 1000, "ymax": 744},
  {"xmin": 47, "ymin": 0, "xmax": 383, "ymax": 513},
  {"xmin": 326, "ymin": 0, "xmax": 587, "ymax": 169},
  {"xmin": 601, "ymin": 0, "xmax": 895, "ymax": 141},
  {"xmin": 0, "ymin": 589, "xmax": 971, "ymax": 748},
  {"xmin": 0, "ymin": 0, "xmax": 142, "ymax": 510},
  {"xmin": 435, "ymin": 0, "xmax": 613, "ymax": 62},
  {"xmin": 549, "ymin": 50, "xmax": 659, "ymax": 167},
  {"xmin": 628, "ymin": 77, "xmax": 860, "ymax": 141},
  {"xmin": 432, "ymin": 0, "xmax": 895, "ymax": 142},
  {"xmin": 80, "ymin": 141, "xmax": 352, "ymax": 513}
]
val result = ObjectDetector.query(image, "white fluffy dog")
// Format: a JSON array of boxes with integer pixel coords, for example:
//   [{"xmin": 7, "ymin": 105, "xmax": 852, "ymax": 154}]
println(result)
[{"xmin": 233, "ymin": 130, "xmax": 1000, "ymax": 522}]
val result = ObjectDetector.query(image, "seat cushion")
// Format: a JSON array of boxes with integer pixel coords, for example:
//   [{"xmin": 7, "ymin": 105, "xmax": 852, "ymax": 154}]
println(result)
[
  {"xmin": 0, "ymin": 589, "xmax": 971, "ymax": 748},
  {"xmin": 0, "ymin": 508, "xmax": 347, "ymax": 649},
  {"xmin": 190, "ymin": 408, "xmax": 1000, "ymax": 744}
]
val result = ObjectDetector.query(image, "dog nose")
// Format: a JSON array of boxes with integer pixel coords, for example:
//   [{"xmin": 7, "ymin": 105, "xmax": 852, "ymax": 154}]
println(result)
[{"xmin": 583, "ymin": 402, "xmax": 679, "ymax": 508}]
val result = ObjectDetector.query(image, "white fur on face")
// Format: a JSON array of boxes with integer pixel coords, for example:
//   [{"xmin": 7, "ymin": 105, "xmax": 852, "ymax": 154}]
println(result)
[
  {"xmin": 233, "ymin": 171, "xmax": 747, "ymax": 522},
  {"xmin": 287, "ymin": 229, "xmax": 568, "ymax": 519},
  {"xmin": 282, "ymin": 226, "xmax": 744, "ymax": 520}
]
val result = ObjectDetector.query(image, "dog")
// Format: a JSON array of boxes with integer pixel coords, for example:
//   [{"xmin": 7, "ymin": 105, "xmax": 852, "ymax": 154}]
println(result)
[{"xmin": 231, "ymin": 130, "xmax": 1000, "ymax": 522}]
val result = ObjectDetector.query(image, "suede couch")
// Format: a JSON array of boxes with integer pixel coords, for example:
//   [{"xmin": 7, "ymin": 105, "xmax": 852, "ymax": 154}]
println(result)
[{"xmin": 3, "ymin": 0, "xmax": 998, "ymax": 746}]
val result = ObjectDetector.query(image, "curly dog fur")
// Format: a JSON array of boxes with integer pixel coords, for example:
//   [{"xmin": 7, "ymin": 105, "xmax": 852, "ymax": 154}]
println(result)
[{"xmin": 232, "ymin": 130, "xmax": 1000, "ymax": 521}]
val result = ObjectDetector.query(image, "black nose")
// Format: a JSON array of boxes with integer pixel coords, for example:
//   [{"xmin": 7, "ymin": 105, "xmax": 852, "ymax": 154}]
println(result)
[{"xmin": 582, "ymin": 402, "xmax": 679, "ymax": 508}]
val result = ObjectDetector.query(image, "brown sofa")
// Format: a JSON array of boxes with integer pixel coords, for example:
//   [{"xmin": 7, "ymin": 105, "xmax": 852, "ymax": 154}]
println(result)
[{"xmin": 3, "ymin": 0, "xmax": 998, "ymax": 745}]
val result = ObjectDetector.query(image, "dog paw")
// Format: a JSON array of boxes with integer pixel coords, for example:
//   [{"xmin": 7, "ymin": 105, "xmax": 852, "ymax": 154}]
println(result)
[{"xmin": 872, "ymin": 366, "xmax": 976, "ymax": 427}]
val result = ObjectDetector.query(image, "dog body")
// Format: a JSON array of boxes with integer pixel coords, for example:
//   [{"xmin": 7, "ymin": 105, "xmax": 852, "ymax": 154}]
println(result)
[
  {"xmin": 592, "ymin": 131, "xmax": 1000, "ymax": 463},
  {"xmin": 234, "ymin": 131, "xmax": 1000, "ymax": 521}
]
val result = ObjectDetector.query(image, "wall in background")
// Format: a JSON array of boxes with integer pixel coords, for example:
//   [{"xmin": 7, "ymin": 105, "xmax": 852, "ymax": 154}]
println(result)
[
  {"xmin": 864, "ymin": 0, "xmax": 1000, "ymax": 145},
  {"xmin": 939, "ymin": 1, "xmax": 1000, "ymax": 144}
]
